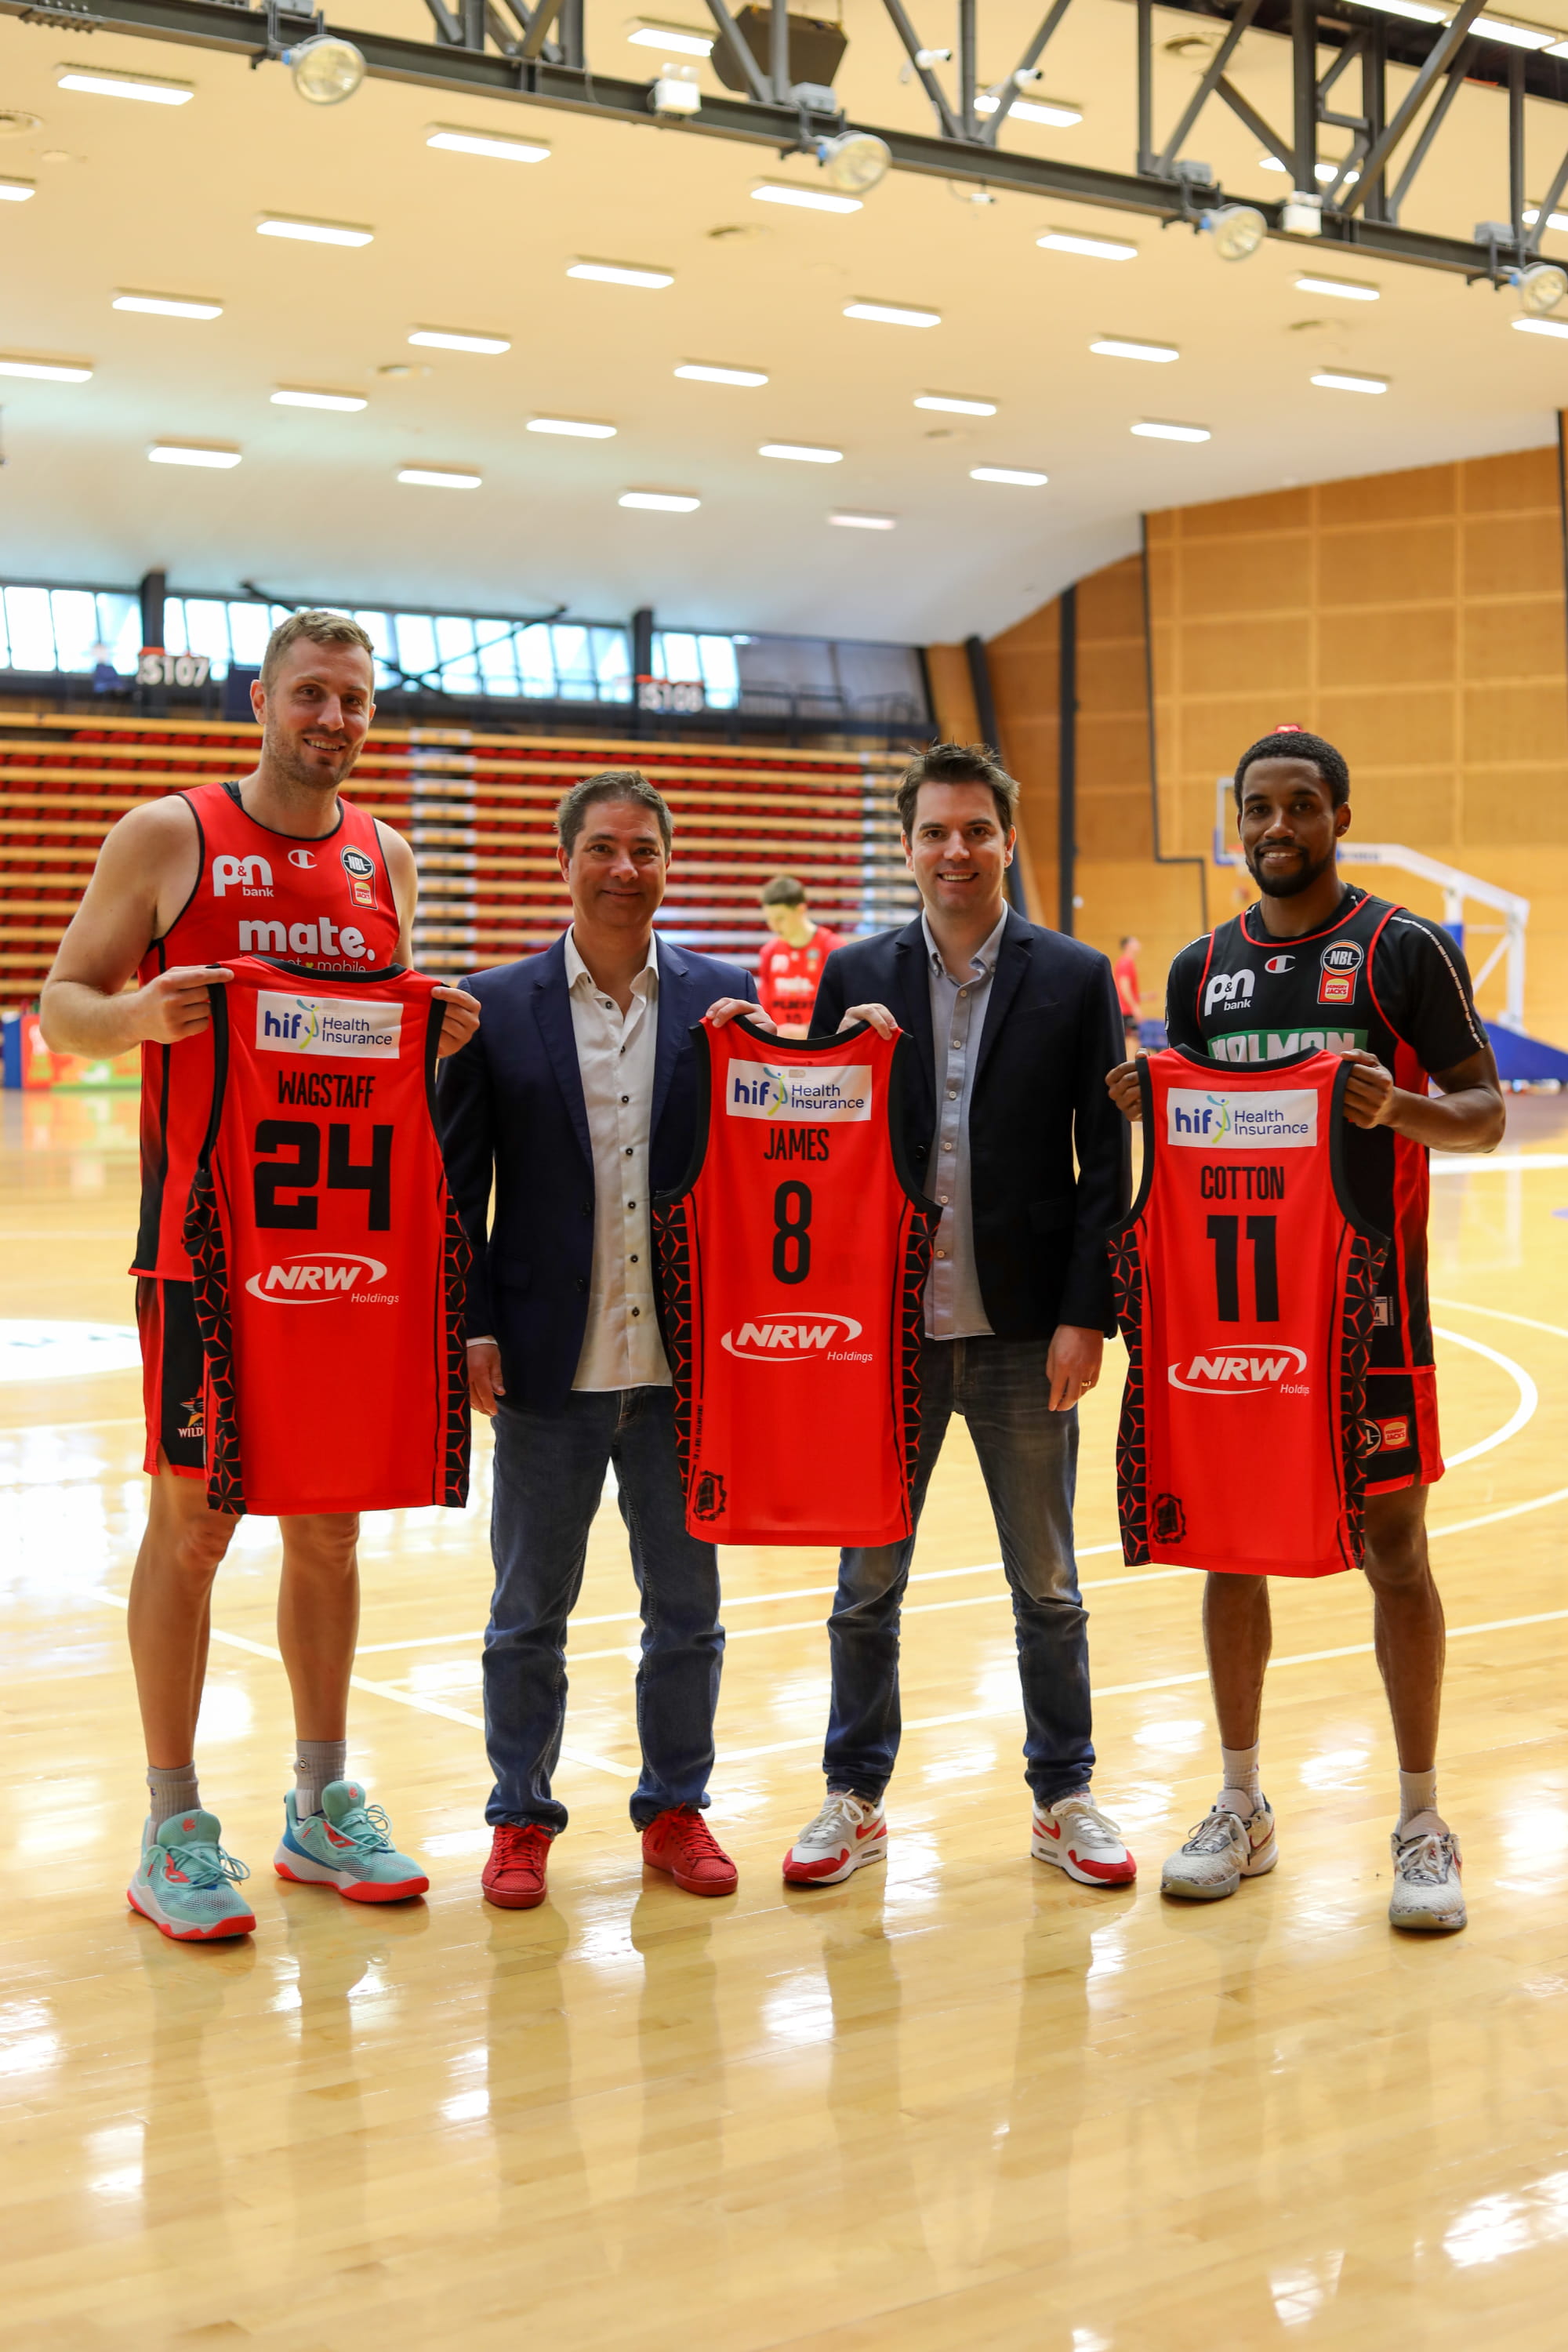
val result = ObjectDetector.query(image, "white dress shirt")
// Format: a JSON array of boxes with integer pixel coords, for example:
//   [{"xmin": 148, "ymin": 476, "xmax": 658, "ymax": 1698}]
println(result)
[
  {"xmin": 923, "ymin": 909, "xmax": 1007, "ymax": 1341},
  {"xmin": 564, "ymin": 928, "xmax": 670, "ymax": 1392}
]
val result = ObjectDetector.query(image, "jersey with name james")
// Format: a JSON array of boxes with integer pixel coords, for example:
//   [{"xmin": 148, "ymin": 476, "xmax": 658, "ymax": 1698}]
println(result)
[
  {"xmin": 134, "ymin": 780, "xmax": 400, "ymax": 1280},
  {"xmin": 1165, "ymin": 887, "xmax": 1485, "ymax": 1376}
]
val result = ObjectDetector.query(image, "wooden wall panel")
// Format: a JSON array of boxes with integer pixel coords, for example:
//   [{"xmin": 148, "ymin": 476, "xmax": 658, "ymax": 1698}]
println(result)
[{"xmin": 924, "ymin": 644, "xmax": 982, "ymax": 745}]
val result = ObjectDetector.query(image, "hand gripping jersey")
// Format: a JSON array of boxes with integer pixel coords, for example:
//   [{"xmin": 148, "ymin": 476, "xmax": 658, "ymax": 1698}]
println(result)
[
  {"xmin": 653, "ymin": 1016, "xmax": 938, "ymax": 1544},
  {"xmin": 183, "ymin": 956, "xmax": 470, "ymax": 1517},
  {"xmin": 136, "ymin": 782, "xmax": 400, "ymax": 1279},
  {"xmin": 756, "ymin": 926, "xmax": 844, "ymax": 1031},
  {"xmin": 1167, "ymin": 886, "xmax": 1487, "ymax": 1491},
  {"xmin": 1109, "ymin": 1047, "xmax": 1387, "ymax": 1579}
]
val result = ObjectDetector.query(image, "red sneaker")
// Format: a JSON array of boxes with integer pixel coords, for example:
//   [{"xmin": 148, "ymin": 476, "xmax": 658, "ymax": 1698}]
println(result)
[
  {"xmin": 482, "ymin": 1822, "xmax": 553, "ymax": 1910},
  {"xmin": 641, "ymin": 1805, "xmax": 739, "ymax": 1896}
]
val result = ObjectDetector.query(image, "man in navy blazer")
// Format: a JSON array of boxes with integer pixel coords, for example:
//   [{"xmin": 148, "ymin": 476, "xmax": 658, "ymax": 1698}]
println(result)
[
  {"xmin": 780, "ymin": 742, "xmax": 1136, "ymax": 1894},
  {"xmin": 437, "ymin": 769, "xmax": 757, "ymax": 1911}
]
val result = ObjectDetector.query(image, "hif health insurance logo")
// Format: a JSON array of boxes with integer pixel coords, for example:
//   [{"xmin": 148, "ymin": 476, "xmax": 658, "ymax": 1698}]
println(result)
[
  {"xmin": 262, "ymin": 999, "xmax": 323, "ymax": 1047},
  {"xmin": 1171, "ymin": 1093, "xmax": 1233, "ymax": 1140}
]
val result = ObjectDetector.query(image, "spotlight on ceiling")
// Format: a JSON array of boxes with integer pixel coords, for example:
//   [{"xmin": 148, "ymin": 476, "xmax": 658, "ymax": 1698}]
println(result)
[
  {"xmin": 1514, "ymin": 261, "xmax": 1568, "ymax": 316},
  {"xmin": 817, "ymin": 130, "xmax": 891, "ymax": 195},
  {"xmin": 1201, "ymin": 203, "xmax": 1267, "ymax": 261},
  {"xmin": 285, "ymin": 35, "xmax": 366, "ymax": 105}
]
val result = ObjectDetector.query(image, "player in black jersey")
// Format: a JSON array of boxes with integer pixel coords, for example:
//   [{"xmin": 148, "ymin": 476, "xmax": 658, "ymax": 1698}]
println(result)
[{"xmin": 1108, "ymin": 727, "xmax": 1504, "ymax": 1932}]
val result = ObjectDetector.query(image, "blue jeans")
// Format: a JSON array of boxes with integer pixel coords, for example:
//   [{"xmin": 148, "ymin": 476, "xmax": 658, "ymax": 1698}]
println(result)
[
  {"xmin": 824, "ymin": 1334, "xmax": 1094, "ymax": 1806},
  {"xmin": 485, "ymin": 1388, "xmax": 724, "ymax": 1833}
]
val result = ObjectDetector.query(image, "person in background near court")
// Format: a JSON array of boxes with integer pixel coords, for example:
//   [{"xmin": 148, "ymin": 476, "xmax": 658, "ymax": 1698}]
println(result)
[
  {"xmin": 780, "ymin": 741, "xmax": 1137, "ymax": 1892},
  {"xmin": 756, "ymin": 874, "xmax": 844, "ymax": 1037},
  {"xmin": 39, "ymin": 609, "xmax": 481, "ymax": 1940},
  {"xmin": 1106, "ymin": 725, "xmax": 1504, "ymax": 1933},
  {"xmin": 438, "ymin": 770, "xmax": 760, "ymax": 1913},
  {"xmin": 1113, "ymin": 935, "xmax": 1142, "ymax": 1051}
]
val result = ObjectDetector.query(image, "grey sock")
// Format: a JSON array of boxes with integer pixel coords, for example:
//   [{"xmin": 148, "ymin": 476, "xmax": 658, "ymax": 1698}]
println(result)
[
  {"xmin": 147, "ymin": 1762, "xmax": 200, "ymax": 1839},
  {"xmin": 295, "ymin": 1740, "xmax": 347, "ymax": 1818}
]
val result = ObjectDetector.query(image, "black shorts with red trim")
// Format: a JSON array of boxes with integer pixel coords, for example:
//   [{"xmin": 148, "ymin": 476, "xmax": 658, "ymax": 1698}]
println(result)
[
  {"xmin": 136, "ymin": 1276, "xmax": 206, "ymax": 1478},
  {"xmin": 1361, "ymin": 1363, "xmax": 1443, "ymax": 1495}
]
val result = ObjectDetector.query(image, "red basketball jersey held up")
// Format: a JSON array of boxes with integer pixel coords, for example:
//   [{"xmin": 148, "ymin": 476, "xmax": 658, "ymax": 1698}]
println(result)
[
  {"xmin": 654, "ymin": 1016, "xmax": 938, "ymax": 1545},
  {"xmin": 1109, "ymin": 1047, "xmax": 1385, "ymax": 1579},
  {"xmin": 183, "ymin": 956, "xmax": 470, "ymax": 1517},
  {"xmin": 135, "ymin": 782, "xmax": 400, "ymax": 1279}
]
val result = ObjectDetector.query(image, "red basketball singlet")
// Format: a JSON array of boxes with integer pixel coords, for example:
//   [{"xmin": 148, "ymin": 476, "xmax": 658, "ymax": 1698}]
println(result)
[
  {"xmin": 183, "ymin": 956, "xmax": 470, "ymax": 1517},
  {"xmin": 1109, "ymin": 1047, "xmax": 1386, "ymax": 1579},
  {"xmin": 135, "ymin": 781, "xmax": 399, "ymax": 1280},
  {"xmin": 653, "ymin": 1016, "xmax": 938, "ymax": 1544}
]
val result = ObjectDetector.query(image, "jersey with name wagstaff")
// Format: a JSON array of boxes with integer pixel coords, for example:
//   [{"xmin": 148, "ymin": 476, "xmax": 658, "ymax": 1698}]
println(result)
[
  {"xmin": 1110, "ymin": 1047, "xmax": 1386, "ymax": 1577},
  {"xmin": 135, "ymin": 780, "xmax": 399, "ymax": 1281},
  {"xmin": 1166, "ymin": 885, "xmax": 1486, "ymax": 1491},
  {"xmin": 183, "ymin": 956, "xmax": 469, "ymax": 1517},
  {"xmin": 653, "ymin": 1015, "xmax": 938, "ymax": 1545}
]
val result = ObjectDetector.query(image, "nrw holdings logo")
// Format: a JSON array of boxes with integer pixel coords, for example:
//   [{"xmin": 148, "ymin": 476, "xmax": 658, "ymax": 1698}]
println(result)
[
  {"xmin": 721, "ymin": 1312, "xmax": 864, "ymax": 1363},
  {"xmin": 1168, "ymin": 1345, "xmax": 1308, "ymax": 1396},
  {"xmin": 245, "ymin": 1251, "xmax": 390, "ymax": 1304}
]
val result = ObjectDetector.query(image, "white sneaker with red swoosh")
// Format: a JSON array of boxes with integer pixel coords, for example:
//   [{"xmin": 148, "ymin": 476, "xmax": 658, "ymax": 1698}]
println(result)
[
  {"xmin": 782, "ymin": 1790, "xmax": 888, "ymax": 1886},
  {"xmin": 1031, "ymin": 1794, "xmax": 1138, "ymax": 1886}
]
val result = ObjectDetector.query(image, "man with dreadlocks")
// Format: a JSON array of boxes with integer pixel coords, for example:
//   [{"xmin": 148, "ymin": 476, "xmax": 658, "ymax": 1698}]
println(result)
[{"xmin": 1107, "ymin": 726, "xmax": 1504, "ymax": 1933}]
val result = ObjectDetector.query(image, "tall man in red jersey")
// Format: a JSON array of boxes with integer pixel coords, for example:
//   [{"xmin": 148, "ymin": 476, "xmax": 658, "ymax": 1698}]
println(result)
[
  {"xmin": 1108, "ymin": 728, "xmax": 1504, "ymax": 1933},
  {"xmin": 42, "ymin": 612, "xmax": 480, "ymax": 1940},
  {"xmin": 756, "ymin": 874, "xmax": 844, "ymax": 1036}
]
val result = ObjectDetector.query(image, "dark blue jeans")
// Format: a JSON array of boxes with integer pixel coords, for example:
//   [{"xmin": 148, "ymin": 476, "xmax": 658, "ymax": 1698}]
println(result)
[
  {"xmin": 824, "ymin": 1334, "xmax": 1094, "ymax": 1806},
  {"xmin": 485, "ymin": 1388, "xmax": 724, "ymax": 1833}
]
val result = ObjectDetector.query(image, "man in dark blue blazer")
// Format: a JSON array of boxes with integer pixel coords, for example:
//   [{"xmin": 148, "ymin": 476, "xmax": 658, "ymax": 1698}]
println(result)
[
  {"xmin": 780, "ymin": 742, "xmax": 1136, "ymax": 1894},
  {"xmin": 437, "ymin": 769, "xmax": 758, "ymax": 1911}
]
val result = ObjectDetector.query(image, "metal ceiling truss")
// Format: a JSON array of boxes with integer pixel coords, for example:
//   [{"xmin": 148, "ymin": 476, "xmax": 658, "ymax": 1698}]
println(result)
[{"xmin": 8, "ymin": 0, "xmax": 1568, "ymax": 282}]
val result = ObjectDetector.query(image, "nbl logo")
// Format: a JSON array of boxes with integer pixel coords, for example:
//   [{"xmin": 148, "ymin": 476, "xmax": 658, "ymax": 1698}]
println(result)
[{"xmin": 1319, "ymin": 939, "xmax": 1363, "ymax": 1007}]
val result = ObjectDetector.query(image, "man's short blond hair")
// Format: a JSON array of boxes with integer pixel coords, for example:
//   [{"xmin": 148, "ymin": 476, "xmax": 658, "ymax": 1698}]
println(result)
[{"xmin": 260, "ymin": 608, "xmax": 376, "ymax": 690}]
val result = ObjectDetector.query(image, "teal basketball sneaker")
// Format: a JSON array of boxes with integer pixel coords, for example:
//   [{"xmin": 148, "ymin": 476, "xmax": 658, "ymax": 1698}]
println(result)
[
  {"xmin": 274, "ymin": 1780, "xmax": 429, "ymax": 1903},
  {"xmin": 128, "ymin": 1810, "xmax": 257, "ymax": 1941}
]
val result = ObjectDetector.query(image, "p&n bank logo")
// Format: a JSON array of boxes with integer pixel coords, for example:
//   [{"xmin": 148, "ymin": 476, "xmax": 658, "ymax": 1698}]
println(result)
[
  {"xmin": 727, "ymin": 1064, "xmax": 873, "ymax": 1123},
  {"xmin": 721, "ymin": 1312, "xmax": 870, "ymax": 1363},
  {"xmin": 245, "ymin": 1250, "xmax": 394, "ymax": 1305},
  {"xmin": 1167, "ymin": 1088, "xmax": 1318, "ymax": 1149},
  {"xmin": 212, "ymin": 854, "xmax": 273, "ymax": 898}
]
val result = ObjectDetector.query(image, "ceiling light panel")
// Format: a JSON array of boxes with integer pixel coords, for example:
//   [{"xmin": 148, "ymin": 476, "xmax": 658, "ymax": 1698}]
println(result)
[
  {"xmin": 974, "ymin": 93, "xmax": 1082, "ymax": 125},
  {"xmin": 915, "ymin": 392, "xmax": 997, "ymax": 415},
  {"xmin": 56, "ymin": 65, "xmax": 193, "ymax": 103},
  {"xmin": 760, "ymin": 442, "xmax": 844, "ymax": 463},
  {"xmin": 569, "ymin": 259, "xmax": 673, "ymax": 288},
  {"xmin": 0, "ymin": 354, "xmax": 93, "ymax": 382},
  {"xmin": 627, "ymin": 20, "xmax": 715, "ymax": 54},
  {"xmin": 149, "ymin": 442, "xmax": 241, "ymax": 467},
  {"xmin": 844, "ymin": 300, "xmax": 941, "ymax": 328},
  {"xmin": 528, "ymin": 416, "xmax": 617, "ymax": 437},
  {"xmin": 620, "ymin": 489, "xmax": 701, "ymax": 510},
  {"xmin": 1472, "ymin": 14, "xmax": 1555, "ymax": 45},
  {"xmin": 1091, "ymin": 336, "xmax": 1178, "ymax": 362},
  {"xmin": 426, "ymin": 124, "xmax": 550, "ymax": 162},
  {"xmin": 114, "ymin": 291, "xmax": 223, "ymax": 319},
  {"xmin": 1524, "ymin": 206, "xmax": 1568, "ymax": 231},
  {"xmin": 0, "ymin": 178, "xmax": 35, "ymax": 202},
  {"xmin": 1037, "ymin": 229, "xmax": 1136, "ymax": 260},
  {"xmin": 257, "ymin": 215, "xmax": 373, "ymax": 246},
  {"xmin": 675, "ymin": 362, "xmax": 768, "ymax": 386},
  {"xmin": 408, "ymin": 327, "xmax": 511, "ymax": 354},
  {"xmin": 1340, "ymin": 0, "xmax": 1443, "ymax": 18},
  {"xmin": 752, "ymin": 183, "xmax": 862, "ymax": 214},
  {"xmin": 1311, "ymin": 368, "xmax": 1388, "ymax": 393},
  {"xmin": 1513, "ymin": 315, "xmax": 1568, "ymax": 337},
  {"xmin": 829, "ymin": 511, "xmax": 896, "ymax": 528},
  {"xmin": 397, "ymin": 465, "xmax": 481, "ymax": 487},
  {"xmin": 271, "ymin": 387, "xmax": 367, "ymax": 410},
  {"xmin": 1132, "ymin": 419, "xmax": 1210, "ymax": 441},
  {"xmin": 971, "ymin": 466, "xmax": 1047, "ymax": 485},
  {"xmin": 1294, "ymin": 273, "xmax": 1379, "ymax": 301}
]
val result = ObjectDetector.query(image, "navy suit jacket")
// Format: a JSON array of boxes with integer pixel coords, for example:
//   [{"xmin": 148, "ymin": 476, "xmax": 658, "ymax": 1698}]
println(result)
[
  {"xmin": 436, "ymin": 932, "xmax": 757, "ymax": 1414},
  {"xmin": 811, "ymin": 909, "xmax": 1130, "ymax": 1338}
]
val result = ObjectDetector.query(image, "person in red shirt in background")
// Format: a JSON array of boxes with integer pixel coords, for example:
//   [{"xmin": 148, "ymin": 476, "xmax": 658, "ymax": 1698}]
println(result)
[
  {"xmin": 757, "ymin": 875, "xmax": 844, "ymax": 1036},
  {"xmin": 1112, "ymin": 934, "xmax": 1142, "ymax": 1051}
]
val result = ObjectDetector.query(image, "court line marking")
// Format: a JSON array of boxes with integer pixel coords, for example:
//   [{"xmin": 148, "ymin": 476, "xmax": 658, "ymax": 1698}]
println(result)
[
  {"xmin": 1431, "ymin": 1298, "xmax": 1568, "ymax": 1344},
  {"xmin": 1430, "ymin": 1327, "xmax": 1537, "ymax": 1467},
  {"xmin": 1429, "ymin": 1153, "xmax": 1568, "ymax": 1174}
]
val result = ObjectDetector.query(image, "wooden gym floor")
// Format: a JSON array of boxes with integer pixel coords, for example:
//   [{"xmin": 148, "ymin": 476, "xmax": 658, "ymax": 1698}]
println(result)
[{"xmin": 4, "ymin": 1085, "xmax": 1568, "ymax": 2350}]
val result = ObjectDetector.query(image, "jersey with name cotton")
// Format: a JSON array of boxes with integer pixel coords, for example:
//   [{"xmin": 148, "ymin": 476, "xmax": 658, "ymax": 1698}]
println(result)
[
  {"xmin": 1110, "ymin": 1047, "xmax": 1386, "ymax": 1578},
  {"xmin": 134, "ymin": 780, "xmax": 400, "ymax": 1280},
  {"xmin": 183, "ymin": 955, "xmax": 470, "ymax": 1517},
  {"xmin": 1166, "ymin": 886, "xmax": 1486, "ymax": 1493},
  {"xmin": 653, "ymin": 1015, "xmax": 938, "ymax": 1544}
]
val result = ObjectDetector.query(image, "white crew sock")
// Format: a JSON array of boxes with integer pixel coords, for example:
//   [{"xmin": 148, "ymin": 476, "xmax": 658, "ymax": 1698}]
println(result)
[
  {"xmin": 1398, "ymin": 1767, "xmax": 1439, "ymax": 1829},
  {"xmin": 295, "ymin": 1739, "xmax": 347, "ymax": 1818},
  {"xmin": 1218, "ymin": 1743, "xmax": 1261, "ymax": 1816},
  {"xmin": 146, "ymin": 1761, "xmax": 201, "ymax": 1841}
]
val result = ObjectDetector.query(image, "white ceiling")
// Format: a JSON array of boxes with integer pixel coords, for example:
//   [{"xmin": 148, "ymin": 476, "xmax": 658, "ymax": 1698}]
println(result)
[{"xmin": 2, "ymin": 0, "xmax": 1567, "ymax": 644}]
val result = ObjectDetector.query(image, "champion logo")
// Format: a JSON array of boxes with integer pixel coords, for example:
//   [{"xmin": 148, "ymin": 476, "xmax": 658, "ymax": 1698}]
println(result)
[
  {"xmin": 1264, "ymin": 954, "xmax": 1294, "ymax": 974},
  {"xmin": 287, "ymin": 848, "xmax": 318, "ymax": 869}
]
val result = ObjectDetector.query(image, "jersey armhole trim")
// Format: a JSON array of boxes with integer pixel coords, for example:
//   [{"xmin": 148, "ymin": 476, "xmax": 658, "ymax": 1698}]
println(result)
[
  {"xmin": 198, "ymin": 984, "xmax": 230, "ymax": 1163},
  {"xmin": 887, "ymin": 1033, "xmax": 942, "ymax": 1214},
  {"xmin": 655, "ymin": 1021, "xmax": 713, "ymax": 1206},
  {"xmin": 733, "ymin": 1013, "xmax": 871, "ymax": 1053},
  {"xmin": 1109, "ymin": 1056, "xmax": 1156, "ymax": 1238},
  {"xmin": 1363, "ymin": 907, "xmax": 1414, "ymax": 1056},
  {"xmin": 423, "ymin": 987, "xmax": 444, "ymax": 1116},
  {"xmin": 1329, "ymin": 1054, "xmax": 1390, "ymax": 1250},
  {"xmin": 152, "ymin": 795, "xmax": 207, "ymax": 945}
]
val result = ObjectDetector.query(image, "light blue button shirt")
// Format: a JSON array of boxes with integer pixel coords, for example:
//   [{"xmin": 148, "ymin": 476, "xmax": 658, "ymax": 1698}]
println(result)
[{"xmin": 923, "ymin": 910, "xmax": 1007, "ymax": 1340}]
